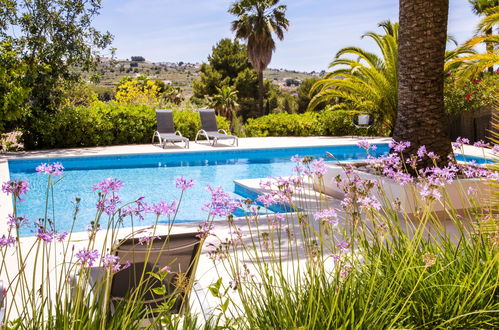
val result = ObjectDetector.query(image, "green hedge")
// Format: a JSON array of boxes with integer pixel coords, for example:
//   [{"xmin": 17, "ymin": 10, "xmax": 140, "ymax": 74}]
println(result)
[
  {"xmin": 245, "ymin": 112, "xmax": 324, "ymax": 137},
  {"xmin": 321, "ymin": 110, "xmax": 378, "ymax": 136},
  {"xmin": 245, "ymin": 110, "xmax": 378, "ymax": 137},
  {"xmin": 21, "ymin": 104, "xmax": 230, "ymax": 149},
  {"xmin": 20, "ymin": 105, "xmax": 380, "ymax": 149}
]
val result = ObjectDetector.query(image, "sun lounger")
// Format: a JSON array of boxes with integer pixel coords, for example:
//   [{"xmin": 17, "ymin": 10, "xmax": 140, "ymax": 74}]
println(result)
[
  {"xmin": 195, "ymin": 109, "xmax": 238, "ymax": 146},
  {"xmin": 152, "ymin": 109, "xmax": 189, "ymax": 149}
]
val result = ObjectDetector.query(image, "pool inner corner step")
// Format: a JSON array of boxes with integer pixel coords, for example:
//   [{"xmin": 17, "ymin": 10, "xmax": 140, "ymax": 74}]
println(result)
[{"xmin": 233, "ymin": 178, "xmax": 296, "ymax": 214}]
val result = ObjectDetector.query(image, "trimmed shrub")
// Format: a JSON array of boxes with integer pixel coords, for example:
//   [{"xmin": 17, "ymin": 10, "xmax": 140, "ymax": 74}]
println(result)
[
  {"xmin": 244, "ymin": 111, "xmax": 380, "ymax": 137},
  {"xmin": 321, "ymin": 110, "xmax": 378, "ymax": 136},
  {"xmin": 245, "ymin": 112, "xmax": 324, "ymax": 137},
  {"xmin": 21, "ymin": 104, "xmax": 230, "ymax": 149}
]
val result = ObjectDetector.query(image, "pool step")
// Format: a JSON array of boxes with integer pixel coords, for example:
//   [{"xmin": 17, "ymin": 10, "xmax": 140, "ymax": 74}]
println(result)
[{"xmin": 233, "ymin": 179, "xmax": 296, "ymax": 214}]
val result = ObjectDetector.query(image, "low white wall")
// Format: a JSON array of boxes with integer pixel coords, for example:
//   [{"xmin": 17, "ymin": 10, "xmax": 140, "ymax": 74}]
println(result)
[{"xmin": 314, "ymin": 164, "xmax": 491, "ymax": 215}]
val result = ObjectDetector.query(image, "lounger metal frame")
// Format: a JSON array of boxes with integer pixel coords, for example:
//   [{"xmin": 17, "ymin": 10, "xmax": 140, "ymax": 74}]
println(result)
[
  {"xmin": 195, "ymin": 129, "xmax": 238, "ymax": 147},
  {"xmin": 152, "ymin": 130, "xmax": 189, "ymax": 149}
]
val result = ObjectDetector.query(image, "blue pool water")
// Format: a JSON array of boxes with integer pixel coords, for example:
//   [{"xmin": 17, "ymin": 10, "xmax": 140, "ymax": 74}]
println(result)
[{"xmin": 6, "ymin": 144, "xmax": 491, "ymax": 236}]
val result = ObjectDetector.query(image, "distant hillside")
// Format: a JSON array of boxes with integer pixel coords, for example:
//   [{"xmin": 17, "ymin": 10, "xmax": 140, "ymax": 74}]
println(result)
[{"xmin": 85, "ymin": 58, "xmax": 321, "ymax": 96}]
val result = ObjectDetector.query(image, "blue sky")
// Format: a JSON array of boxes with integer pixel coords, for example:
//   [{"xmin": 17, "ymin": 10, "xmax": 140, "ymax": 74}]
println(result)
[{"xmin": 94, "ymin": 0, "xmax": 480, "ymax": 72}]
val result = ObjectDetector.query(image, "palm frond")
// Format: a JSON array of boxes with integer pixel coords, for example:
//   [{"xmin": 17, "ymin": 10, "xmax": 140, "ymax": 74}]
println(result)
[
  {"xmin": 477, "ymin": 5, "xmax": 499, "ymax": 33},
  {"xmin": 445, "ymin": 52, "xmax": 499, "ymax": 81},
  {"xmin": 308, "ymin": 21, "xmax": 398, "ymax": 133}
]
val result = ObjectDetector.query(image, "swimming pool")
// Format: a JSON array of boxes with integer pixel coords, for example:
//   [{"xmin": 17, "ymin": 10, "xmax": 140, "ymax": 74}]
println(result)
[{"xmin": 6, "ymin": 144, "xmax": 492, "ymax": 236}]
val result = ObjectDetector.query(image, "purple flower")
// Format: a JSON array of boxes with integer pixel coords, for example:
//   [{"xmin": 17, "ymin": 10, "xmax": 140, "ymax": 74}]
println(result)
[
  {"xmin": 340, "ymin": 261, "xmax": 353, "ymax": 279},
  {"xmin": 314, "ymin": 208, "xmax": 338, "ymax": 226},
  {"xmin": 148, "ymin": 200, "xmax": 177, "ymax": 217},
  {"xmin": 337, "ymin": 241, "xmax": 349, "ymax": 253},
  {"xmin": 0, "ymin": 235, "xmax": 16, "ymax": 247},
  {"xmin": 122, "ymin": 197, "xmax": 147, "ymax": 220},
  {"xmin": 417, "ymin": 146, "xmax": 427, "ymax": 158},
  {"xmin": 7, "ymin": 214, "xmax": 29, "ymax": 229},
  {"xmin": 330, "ymin": 253, "xmax": 341, "ymax": 263},
  {"xmin": 427, "ymin": 152, "xmax": 439, "ymax": 160},
  {"xmin": 101, "ymin": 254, "xmax": 121, "ymax": 272},
  {"xmin": 160, "ymin": 265, "xmax": 171, "ymax": 273},
  {"xmin": 389, "ymin": 140, "xmax": 411, "ymax": 153},
  {"xmin": 175, "ymin": 177, "xmax": 195, "ymax": 191},
  {"xmin": 467, "ymin": 186, "xmax": 478, "ymax": 196},
  {"xmin": 269, "ymin": 213, "xmax": 285, "ymax": 228},
  {"xmin": 259, "ymin": 179, "xmax": 272, "ymax": 190},
  {"xmin": 197, "ymin": 220, "xmax": 214, "ymax": 239},
  {"xmin": 256, "ymin": 193, "xmax": 278, "ymax": 207},
  {"xmin": 358, "ymin": 196, "xmax": 381, "ymax": 211},
  {"xmin": 123, "ymin": 261, "xmax": 131, "ymax": 270},
  {"xmin": 55, "ymin": 232, "xmax": 68, "ymax": 242},
  {"xmin": 340, "ymin": 197, "xmax": 353, "ymax": 209},
  {"xmin": 391, "ymin": 171, "xmax": 414, "ymax": 185},
  {"xmin": 2, "ymin": 180, "xmax": 29, "ymax": 198},
  {"xmin": 420, "ymin": 185, "xmax": 442, "ymax": 202},
  {"xmin": 203, "ymin": 185, "xmax": 241, "ymax": 217},
  {"xmin": 36, "ymin": 162, "xmax": 64, "ymax": 176},
  {"xmin": 36, "ymin": 230, "xmax": 54, "ymax": 243},
  {"xmin": 96, "ymin": 194, "xmax": 121, "ymax": 215},
  {"xmin": 492, "ymin": 145, "xmax": 499, "ymax": 155},
  {"xmin": 292, "ymin": 165, "xmax": 304, "ymax": 174},
  {"xmin": 75, "ymin": 249, "xmax": 100, "ymax": 267},
  {"xmin": 310, "ymin": 158, "xmax": 327, "ymax": 177},
  {"xmin": 92, "ymin": 178, "xmax": 124, "ymax": 194},
  {"xmin": 473, "ymin": 140, "xmax": 490, "ymax": 148},
  {"xmin": 452, "ymin": 137, "xmax": 470, "ymax": 149},
  {"xmin": 357, "ymin": 138, "xmax": 371, "ymax": 151},
  {"xmin": 138, "ymin": 234, "xmax": 161, "ymax": 245},
  {"xmin": 424, "ymin": 165, "xmax": 458, "ymax": 185},
  {"xmin": 290, "ymin": 155, "xmax": 304, "ymax": 163}
]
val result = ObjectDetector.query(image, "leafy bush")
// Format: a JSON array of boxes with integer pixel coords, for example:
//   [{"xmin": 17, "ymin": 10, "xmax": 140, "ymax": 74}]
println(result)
[
  {"xmin": 0, "ymin": 41, "xmax": 30, "ymax": 131},
  {"xmin": 245, "ymin": 112, "xmax": 324, "ymax": 137},
  {"xmin": 21, "ymin": 104, "xmax": 230, "ymax": 149},
  {"xmin": 321, "ymin": 110, "xmax": 378, "ymax": 136},
  {"xmin": 244, "ymin": 110, "xmax": 381, "ymax": 137},
  {"xmin": 90, "ymin": 85, "xmax": 115, "ymax": 101},
  {"xmin": 444, "ymin": 73, "xmax": 498, "ymax": 115}
]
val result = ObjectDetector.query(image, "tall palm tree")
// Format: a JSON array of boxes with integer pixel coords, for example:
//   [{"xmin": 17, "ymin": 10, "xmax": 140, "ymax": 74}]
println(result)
[
  {"xmin": 308, "ymin": 21, "xmax": 399, "ymax": 134},
  {"xmin": 208, "ymin": 85, "xmax": 240, "ymax": 131},
  {"xmin": 469, "ymin": 0, "xmax": 499, "ymax": 72},
  {"xmin": 229, "ymin": 0, "xmax": 289, "ymax": 116},
  {"xmin": 393, "ymin": 0, "xmax": 452, "ymax": 167}
]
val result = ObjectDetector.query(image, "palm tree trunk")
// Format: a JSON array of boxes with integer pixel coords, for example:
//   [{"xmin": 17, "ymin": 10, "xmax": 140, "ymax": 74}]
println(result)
[
  {"xmin": 257, "ymin": 70, "xmax": 264, "ymax": 116},
  {"xmin": 486, "ymin": 27, "xmax": 494, "ymax": 73},
  {"xmin": 393, "ymin": 0, "xmax": 452, "ymax": 168}
]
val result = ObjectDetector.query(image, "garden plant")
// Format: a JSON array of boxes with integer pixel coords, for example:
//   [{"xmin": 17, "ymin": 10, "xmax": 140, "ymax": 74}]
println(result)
[{"xmin": 0, "ymin": 138, "xmax": 497, "ymax": 329}]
